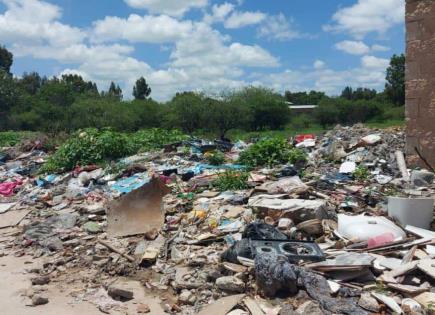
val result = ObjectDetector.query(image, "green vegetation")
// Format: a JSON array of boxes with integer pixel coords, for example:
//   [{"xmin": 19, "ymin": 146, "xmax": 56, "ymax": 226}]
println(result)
[
  {"xmin": 353, "ymin": 166, "xmax": 370, "ymax": 181},
  {"xmin": 206, "ymin": 151, "xmax": 225, "ymax": 166},
  {"xmin": 0, "ymin": 45, "xmax": 405, "ymax": 137},
  {"xmin": 41, "ymin": 129, "xmax": 135, "ymax": 173},
  {"xmin": 0, "ymin": 131, "xmax": 35, "ymax": 147},
  {"xmin": 131, "ymin": 129, "xmax": 187, "ymax": 152},
  {"xmin": 41, "ymin": 128, "xmax": 187, "ymax": 173},
  {"xmin": 213, "ymin": 170, "xmax": 249, "ymax": 191},
  {"xmin": 238, "ymin": 137, "xmax": 307, "ymax": 167}
]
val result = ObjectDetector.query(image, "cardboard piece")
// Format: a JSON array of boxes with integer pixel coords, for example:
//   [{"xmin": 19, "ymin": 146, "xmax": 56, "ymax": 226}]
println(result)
[
  {"xmin": 0, "ymin": 203, "xmax": 16, "ymax": 214},
  {"xmin": 0, "ymin": 209, "xmax": 32, "ymax": 229},
  {"xmin": 107, "ymin": 177, "xmax": 170, "ymax": 237}
]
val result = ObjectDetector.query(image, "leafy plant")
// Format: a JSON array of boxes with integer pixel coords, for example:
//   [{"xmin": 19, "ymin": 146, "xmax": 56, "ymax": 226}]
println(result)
[
  {"xmin": 206, "ymin": 151, "xmax": 225, "ymax": 165},
  {"xmin": 353, "ymin": 166, "xmax": 370, "ymax": 180},
  {"xmin": 40, "ymin": 128, "xmax": 135, "ymax": 173},
  {"xmin": 238, "ymin": 137, "xmax": 307, "ymax": 167},
  {"xmin": 131, "ymin": 128, "xmax": 187, "ymax": 152},
  {"xmin": 212, "ymin": 170, "xmax": 249, "ymax": 191},
  {"xmin": 0, "ymin": 131, "xmax": 35, "ymax": 147}
]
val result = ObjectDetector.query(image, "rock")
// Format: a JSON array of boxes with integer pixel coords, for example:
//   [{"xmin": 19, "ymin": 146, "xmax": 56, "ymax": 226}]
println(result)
[
  {"xmin": 215, "ymin": 276, "xmax": 245, "ymax": 293},
  {"xmin": 137, "ymin": 303, "xmax": 151, "ymax": 313},
  {"xmin": 78, "ymin": 171, "xmax": 91, "ymax": 186},
  {"xmin": 83, "ymin": 221, "xmax": 101, "ymax": 234},
  {"xmin": 144, "ymin": 228, "xmax": 159, "ymax": 240},
  {"xmin": 178, "ymin": 290, "xmax": 196, "ymax": 305},
  {"xmin": 411, "ymin": 170, "xmax": 435, "ymax": 187},
  {"xmin": 295, "ymin": 301, "xmax": 322, "ymax": 315},
  {"xmin": 107, "ymin": 284, "xmax": 134, "ymax": 300},
  {"xmin": 358, "ymin": 292, "xmax": 380, "ymax": 312},
  {"xmin": 31, "ymin": 276, "xmax": 50, "ymax": 286},
  {"xmin": 40, "ymin": 236, "xmax": 63, "ymax": 252},
  {"xmin": 32, "ymin": 295, "xmax": 49, "ymax": 306}
]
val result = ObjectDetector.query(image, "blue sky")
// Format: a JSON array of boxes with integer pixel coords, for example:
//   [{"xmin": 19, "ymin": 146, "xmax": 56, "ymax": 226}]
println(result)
[{"xmin": 1, "ymin": 0, "xmax": 405, "ymax": 100}]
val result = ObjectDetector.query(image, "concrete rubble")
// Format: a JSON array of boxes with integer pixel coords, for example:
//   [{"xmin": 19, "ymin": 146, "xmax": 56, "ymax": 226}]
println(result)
[{"xmin": 0, "ymin": 124, "xmax": 434, "ymax": 314}]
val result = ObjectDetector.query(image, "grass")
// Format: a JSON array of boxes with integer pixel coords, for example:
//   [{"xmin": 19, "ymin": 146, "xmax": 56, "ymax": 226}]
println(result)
[
  {"xmin": 0, "ymin": 131, "xmax": 38, "ymax": 147},
  {"xmin": 196, "ymin": 119, "xmax": 404, "ymax": 141},
  {"xmin": 365, "ymin": 119, "xmax": 404, "ymax": 129}
]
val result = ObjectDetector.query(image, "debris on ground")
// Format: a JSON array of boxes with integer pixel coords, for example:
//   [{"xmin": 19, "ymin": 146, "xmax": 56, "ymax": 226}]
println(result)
[{"xmin": 0, "ymin": 124, "xmax": 434, "ymax": 314}]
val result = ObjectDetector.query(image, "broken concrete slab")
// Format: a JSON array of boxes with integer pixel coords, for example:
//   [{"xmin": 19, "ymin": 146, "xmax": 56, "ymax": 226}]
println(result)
[{"xmin": 196, "ymin": 294, "xmax": 245, "ymax": 315}]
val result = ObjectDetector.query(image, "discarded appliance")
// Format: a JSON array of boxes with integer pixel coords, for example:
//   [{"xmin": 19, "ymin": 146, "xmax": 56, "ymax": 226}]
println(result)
[{"xmin": 251, "ymin": 239, "xmax": 324, "ymax": 263}]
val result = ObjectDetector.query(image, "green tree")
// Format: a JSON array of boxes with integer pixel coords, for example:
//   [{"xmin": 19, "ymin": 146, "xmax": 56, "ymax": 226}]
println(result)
[
  {"xmin": 61, "ymin": 74, "xmax": 98, "ymax": 95},
  {"xmin": 18, "ymin": 72, "xmax": 45, "ymax": 95},
  {"xmin": 285, "ymin": 90, "xmax": 325, "ymax": 104},
  {"xmin": 341, "ymin": 86, "xmax": 353, "ymax": 100},
  {"xmin": 0, "ymin": 70, "xmax": 20, "ymax": 129},
  {"xmin": 169, "ymin": 92, "xmax": 205, "ymax": 133},
  {"xmin": 133, "ymin": 77, "xmax": 151, "ymax": 100},
  {"xmin": 231, "ymin": 87, "xmax": 290, "ymax": 130},
  {"xmin": 0, "ymin": 45, "xmax": 13, "ymax": 74},
  {"xmin": 385, "ymin": 54, "xmax": 405, "ymax": 106},
  {"xmin": 206, "ymin": 97, "xmax": 250, "ymax": 138},
  {"xmin": 108, "ymin": 81, "xmax": 123, "ymax": 100},
  {"xmin": 315, "ymin": 100, "xmax": 339, "ymax": 128}
]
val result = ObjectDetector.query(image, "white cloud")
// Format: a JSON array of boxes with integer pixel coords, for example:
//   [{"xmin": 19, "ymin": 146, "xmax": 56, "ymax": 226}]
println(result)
[
  {"xmin": 0, "ymin": 0, "xmax": 85, "ymax": 47},
  {"xmin": 335, "ymin": 40, "xmax": 370, "ymax": 55},
  {"xmin": 92, "ymin": 14, "xmax": 193, "ymax": 44},
  {"xmin": 324, "ymin": 0, "xmax": 404, "ymax": 38},
  {"xmin": 169, "ymin": 22, "xmax": 278, "ymax": 68},
  {"xmin": 204, "ymin": 4, "xmax": 265, "ymax": 29},
  {"xmin": 203, "ymin": 2, "xmax": 235, "ymax": 24},
  {"xmin": 371, "ymin": 44, "xmax": 390, "ymax": 52},
  {"xmin": 224, "ymin": 11, "xmax": 266, "ymax": 29},
  {"xmin": 257, "ymin": 13, "xmax": 300, "ymax": 41},
  {"xmin": 254, "ymin": 53, "xmax": 390, "ymax": 95},
  {"xmin": 123, "ymin": 0, "xmax": 208, "ymax": 17},
  {"xmin": 361, "ymin": 55, "xmax": 389, "ymax": 69},
  {"xmin": 313, "ymin": 60, "xmax": 325, "ymax": 69},
  {"xmin": 2, "ymin": 0, "xmax": 395, "ymax": 101},
  {"xmin": 335, "ymin": 40, "xmax": 392, "ymax": 55}
]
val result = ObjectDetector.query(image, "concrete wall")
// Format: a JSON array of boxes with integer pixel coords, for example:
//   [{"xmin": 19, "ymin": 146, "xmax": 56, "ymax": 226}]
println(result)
[{"xmin": 406, "ymin": 0, "xmax": 435, "ymax": 167}]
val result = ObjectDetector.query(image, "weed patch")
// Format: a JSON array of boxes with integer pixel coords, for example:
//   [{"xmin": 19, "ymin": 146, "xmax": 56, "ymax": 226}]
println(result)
[{"xmin": 238, "ymin": 137, "xmax": 307, "ymax": 167}]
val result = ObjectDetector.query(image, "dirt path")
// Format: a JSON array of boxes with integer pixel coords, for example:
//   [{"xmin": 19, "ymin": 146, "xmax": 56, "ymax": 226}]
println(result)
[{"xmin": 0, "ymin": 224, "xmax": 166, "ymax": 315}]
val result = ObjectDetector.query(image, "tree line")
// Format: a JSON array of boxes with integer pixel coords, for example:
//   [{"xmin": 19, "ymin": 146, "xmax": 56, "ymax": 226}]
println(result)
[{"xmin": 0, "ymin": 45, "xmax": 405, "ymax": 136}]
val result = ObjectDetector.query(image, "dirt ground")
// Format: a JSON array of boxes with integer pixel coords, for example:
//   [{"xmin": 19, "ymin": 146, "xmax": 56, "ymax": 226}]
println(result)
[{"xmin": 0, "ymin": 228, "xmax": 166, "ymax": 315}]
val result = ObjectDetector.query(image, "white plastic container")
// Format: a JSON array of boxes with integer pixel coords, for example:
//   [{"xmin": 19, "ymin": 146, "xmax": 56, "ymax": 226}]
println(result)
[
  {"xmin": 337, "ymin": 213, "xmax": 406, "ymax": 242},
  {"xmin": 388, "ymin": 196, "xmax": 434, "ymax": 229}
]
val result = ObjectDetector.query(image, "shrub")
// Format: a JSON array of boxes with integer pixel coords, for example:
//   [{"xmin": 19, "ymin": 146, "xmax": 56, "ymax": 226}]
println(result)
[
  {"xmin": 213, "ymin": 170, "xmax": 249, "ymax": 191},
  {"xmin": 238, "ymin": 137, "xmax": 307, "ymax": 167},
  {"xmin": 41, "ymin": 128, "xmax": 135, "ymax": 173},
  {"xmin": 206, "ymin": 151, "xmax": 225, "ymax": 165},
  {"xmin": 131, "ymin": 128, "xmax": 187, "ymax": 152}
]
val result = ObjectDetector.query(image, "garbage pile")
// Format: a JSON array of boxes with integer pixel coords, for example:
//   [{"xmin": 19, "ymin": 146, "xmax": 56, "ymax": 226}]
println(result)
[{"xmin": 0, "ymin": 124, "xmax": 434, "ymax": 315}]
